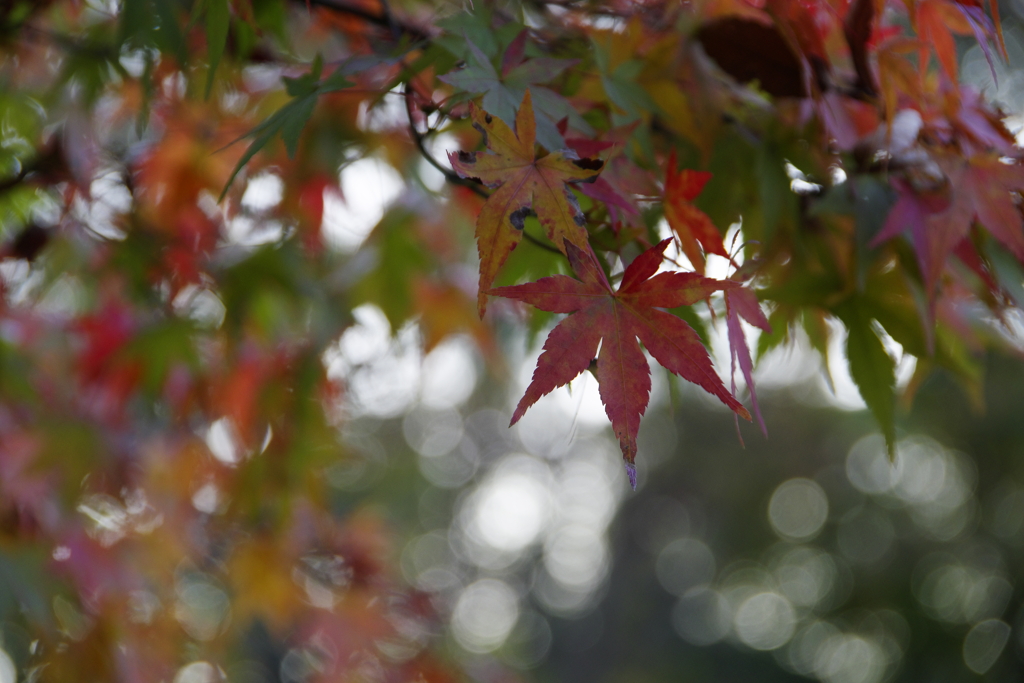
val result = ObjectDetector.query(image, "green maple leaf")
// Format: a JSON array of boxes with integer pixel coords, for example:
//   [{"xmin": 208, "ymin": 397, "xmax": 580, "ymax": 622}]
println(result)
[{"xmin": 440, "ymin": 34, "xmax": 590, "ymax": 151}]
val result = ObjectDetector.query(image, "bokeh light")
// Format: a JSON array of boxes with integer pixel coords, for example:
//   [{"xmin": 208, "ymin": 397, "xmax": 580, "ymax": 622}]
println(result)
[
  {"xmin": 322, "ymin": 157, "xmax": 403, "ymax": 252},
  {"xmin": 543, "ymin": 524, "xmax": 608, "ymax": 589},
  {"xmin": 815, "ymin": 634, "xmax": 886, "ymax": 683},
  {"xmin": 403, "ymin": 407, "xmax": 464, "ymax": 457},
  {"xmin": 963, "ymin": 619, "xmax": 1011, "ymax": 674},
  {"xmin": 420, "ymin": 336, "xmax": 479, "ymax": 409},
  {"xmin": 734, "ymin": 592, "xmax": 796, "ymax": 650},
  {"xmin": 501, "ymin": 609, "xmax": 554, "ymax": 668},
  {"xmin": 463, "ymin": 454, "xmax": 552, "ymax": 556},
  {"xmin": 768, "ymin": 478, "xmax": 829, "ymax": 541},
  {"xmin": 656, "ymin": 538, "xmax": 716, "ymax": 597},
  {"xmin": 451, "ymin": 579, "xmax": 520, "ymax": 653},
  {"xmin": 0, "ymin": 649, "xmax": 13, "ymax": 683},
  {"xmin": 672, "ymin": 587, "xmax": 732, "ymax": 645},
  {"xmin": 771, "ymin": 545, "xmax": 837, "ymax": 609},
  {"xmin": 174, "ymin": 572, "xmax": 231, "ymax": 642},
  {"xmin": 913, "ymin": 550, "xmax": 1012, "ymax": 624},
  {"xmin": 173, "ymin": 662, "xmax": 222, "ymax": 683}
]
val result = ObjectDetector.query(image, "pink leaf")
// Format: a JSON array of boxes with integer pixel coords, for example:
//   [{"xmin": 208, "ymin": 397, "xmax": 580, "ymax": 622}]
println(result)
[{"xmin": 726, "ymin": 289, "xmax": 768, "ymax": 438}]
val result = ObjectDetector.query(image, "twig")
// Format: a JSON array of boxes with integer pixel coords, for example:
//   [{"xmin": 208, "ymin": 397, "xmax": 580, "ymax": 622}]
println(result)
[
  {"xmin": 400, "ymin": 84, "xmax": 565, "ymax": 256},
  {"xmin": 303, "ymin": 0, "xmax": 431, "ymax": 41},
  {"xmin": 0, "ymin": 143, "xmax": 64, "ymax": 197},
  {"xmin": 402, "ymin": 84, "xmax": 485, "ymax": 197},
  {"xmin": 520, "ymin": 230, "xmax": 567, "ymax": 255},
  {"xmin": 377, "ymin": 0, "xmax": 401, "ymax": 41}
]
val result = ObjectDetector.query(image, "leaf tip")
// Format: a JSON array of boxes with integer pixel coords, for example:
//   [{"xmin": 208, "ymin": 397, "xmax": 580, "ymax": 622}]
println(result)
[
  {"xmin": 624, "ymin": 461, "xmax": 637, "ymax": 490},
  {"xmin": 509, "ymin": 405, "xmax": 525, "ymax": 427}
]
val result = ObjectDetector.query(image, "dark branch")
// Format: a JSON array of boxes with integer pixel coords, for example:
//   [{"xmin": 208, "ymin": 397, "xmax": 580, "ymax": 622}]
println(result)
[
  {"xmin": 401, "ymin": 84, "xmax": 563, "ymax": 256},
  {"xmin": 303, "ymin": 0, "xmax": 431, "ymax": 42},
  {"xmin": 0, "ymin": 143, "xmax": 65, "ymax": 197}
]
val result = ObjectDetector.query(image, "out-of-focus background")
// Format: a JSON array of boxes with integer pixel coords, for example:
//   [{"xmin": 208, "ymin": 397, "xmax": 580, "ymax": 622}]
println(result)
[
  {"xmin": 282, "ymin": 23, "xmax": 1024, "ymax": 683},
  {"xmin": 4, "ymin": 1, "xmax": 1024, "ymax": 682},
  {"xmin": 303, "ymin": 22, "xmax": 1024, "ymax": 683},
  {"xmin": 327, "ymin": 305, "xmax": 1024, "ymax": 683}
]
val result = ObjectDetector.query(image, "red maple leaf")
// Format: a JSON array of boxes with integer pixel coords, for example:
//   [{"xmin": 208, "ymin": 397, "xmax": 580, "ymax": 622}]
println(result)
[
  {"xmin": 871, "ymin": 178, "xmax": 950, "ymax": 291},
  {"xmin": 489, "ymin": 239, "xmax": 750, "ymax": 486}
]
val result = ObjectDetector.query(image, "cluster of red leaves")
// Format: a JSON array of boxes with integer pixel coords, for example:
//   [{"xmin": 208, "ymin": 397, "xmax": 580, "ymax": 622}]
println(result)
[
  {"xmin": 452, "ymin": 93, "xmax": 759, "ymax": 477},
  {"xmin": 442, "ymin": 0, "xmax": 1024, "ymax": 468}
]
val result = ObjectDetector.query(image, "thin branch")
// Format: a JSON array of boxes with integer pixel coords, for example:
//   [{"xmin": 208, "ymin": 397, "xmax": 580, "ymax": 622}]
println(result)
[
  {"xmin": 303, "ymin": 0, "xmax": 431, "ymax": 42},
  {"xmin": 521, "ymin": 229, "xmax": 568, "ymax": 255},
  {"xmin": 0, "ymin": 143, "xmax": 64, "ymax": 197},
  {"xmin": 377, "ymin": 0, "xmax": 401, "ymax": 41},
  {"xmin": 402, "ymin": 85, "xmax": 484, "ymax": 197},
  {"xmin": 401, "ymin": 84, "xmax": 563, "ymax": 256}
]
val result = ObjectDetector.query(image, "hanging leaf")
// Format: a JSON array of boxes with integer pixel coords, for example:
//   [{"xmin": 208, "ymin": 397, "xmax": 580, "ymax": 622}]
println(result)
[
  {"xmin": 489, "ymin": 239, "xmax": 749, "ymax": 485},
  {"xmin": 725, "ymin": 287, "xmax": 771, "ymax": 439},
  {"xmin": 204, "ymin": 0, "xmax": 230, "ymax": 99},
  {"xmin": 439, "ymin": 37, "xmax": 585, "ymax": 150},
  {"xmin": 836, "ymin": 300, "xmax": 897, "ymax": 458},
  {"xmin": 119, "ymin": 0, "xmax": 188, "ymax": 65},
  {"xmin": 872, "ymin": 156, "xmax": 1024, "ymax": 294},
  {"xmin": 217, "ymin": 55, "xmax": 390, "ymax": 199}
]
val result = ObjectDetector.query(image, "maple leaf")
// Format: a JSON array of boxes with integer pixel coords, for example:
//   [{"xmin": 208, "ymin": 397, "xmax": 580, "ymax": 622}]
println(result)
[
  {"xmin": 449, "ymin": 90, "xmax": 604, "ymax": 316},
  {"xmin": 489, "ymin": 239, "xmax": 750, "ymax": 486},
  {"xmin": 873, "ymin": 156, "xmax": 1024, "ymax": 293},
  {"xmin": 663, "ymin": 151, "xmax": 728, "ymax": 275},
  {"xmin": 725, "ymin": 287, "xmax": 772, "ymax": 441},
  {"xmin": 870, "ymin": 178, "xmax": 950, "ymax": 291},
  {"xmin": 439, "ymin": 34, "xmax": 590, "ymax": 151},
  {"xmin": 915, "ymin": 0, "xmax": 973, "ymax": 80},
  {"xmin": 950, "ymin": 157, "xmax": 1024, "ymax": 265},
  {"xmin": 565, "ymin": 135, "xmax": 643, "ymax": 227}
]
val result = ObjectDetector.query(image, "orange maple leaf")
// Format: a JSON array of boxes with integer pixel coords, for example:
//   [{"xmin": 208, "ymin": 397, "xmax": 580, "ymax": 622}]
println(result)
[
  {"xmin": 448, "ymin": 90, "xmax": 604, "ymax": 316},
  {"xmin": 915, "ymin": 0, "xmax": 973, "ymax": 80},
  {"xmin": 663, "ymin": 151, "xmax": 728, "ymax": 274}
]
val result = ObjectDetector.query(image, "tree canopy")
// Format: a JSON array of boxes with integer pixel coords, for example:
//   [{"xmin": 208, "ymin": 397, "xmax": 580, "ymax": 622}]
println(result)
[{"xmin": 2, "ymin": 0, "xmax": 1024, "ymax": 681}]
